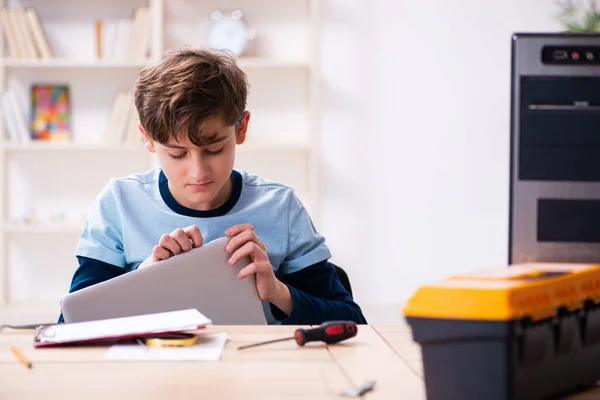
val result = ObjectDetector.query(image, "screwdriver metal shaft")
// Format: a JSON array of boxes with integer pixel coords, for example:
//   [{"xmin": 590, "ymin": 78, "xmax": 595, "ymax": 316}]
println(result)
[{"xmin": 237, "ymin": 336, "xmax": 295, "ymax": 350}]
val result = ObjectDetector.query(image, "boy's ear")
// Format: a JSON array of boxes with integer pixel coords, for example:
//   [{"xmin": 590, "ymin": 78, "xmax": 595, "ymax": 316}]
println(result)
[
  {"xmin": 138, "ymin": 122, "xmax": 156, "ymax": 153},
  {"xmin": 236, "ymin": 111, "xmax": 251, "ymax": 145}
]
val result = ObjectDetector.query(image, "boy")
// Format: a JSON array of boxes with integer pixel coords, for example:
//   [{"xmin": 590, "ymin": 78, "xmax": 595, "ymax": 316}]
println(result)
[{"xmin": 59, "ymin": 48, "xmax": 366, "ymax": 325}]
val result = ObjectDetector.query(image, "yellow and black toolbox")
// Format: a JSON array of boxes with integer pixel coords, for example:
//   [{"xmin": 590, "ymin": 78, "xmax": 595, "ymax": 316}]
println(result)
[{"xmin": 403, "ymin": 263, "xmax": 600, "ymax": 400}]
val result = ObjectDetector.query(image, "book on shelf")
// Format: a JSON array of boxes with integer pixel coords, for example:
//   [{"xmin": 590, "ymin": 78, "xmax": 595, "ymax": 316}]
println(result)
[
  {"xmin": 130, "ymin": 6, "xmax": 152, "ymax": 61},
  {"xmin": 2, "ymin": 78, "xmax": 30, "ymax": 143},
  {"xmin": 104, "ymin": 90, "xmax": 143, "ymax": 144},
  {"xmin": 0, "ymin": 7, "xmax": 52, "ymax": 59},
  {"xmin": 98, "ymin": 6, "xmax": 152, "ymax": 62},
  {"xmin": 0, "ymin": 6, "xmax": 151, "ymax": 62},
  {"xmin": 2, "ymin": 90, "xmax": 29, "ymax": 143}
]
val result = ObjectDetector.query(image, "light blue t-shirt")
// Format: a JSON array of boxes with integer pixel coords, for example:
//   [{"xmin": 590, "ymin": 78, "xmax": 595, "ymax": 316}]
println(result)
[{"xmin": 75, "ymin": 168, "xmax": 331, "ymax": 322}]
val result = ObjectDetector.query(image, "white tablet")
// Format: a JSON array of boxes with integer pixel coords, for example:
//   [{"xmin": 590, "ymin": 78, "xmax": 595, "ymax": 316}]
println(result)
[{"xmin": 60, "ymin": 236, "xmax": 267, "ymax": 325}]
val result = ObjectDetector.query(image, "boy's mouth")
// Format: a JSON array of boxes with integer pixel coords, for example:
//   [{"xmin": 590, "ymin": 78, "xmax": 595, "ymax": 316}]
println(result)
[{"xmin": 188, "ymin": 182, "xmax": 212, "ymax": 190}]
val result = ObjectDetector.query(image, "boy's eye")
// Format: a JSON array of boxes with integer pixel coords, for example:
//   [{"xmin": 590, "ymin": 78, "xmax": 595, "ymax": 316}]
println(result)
[
  {"xmin": 205, "ymin": 147, "xmax": 224, "ymax": 156},
  {"xmin": 169, "ymin": 153, "xmax": 186, "ymax": 159}
]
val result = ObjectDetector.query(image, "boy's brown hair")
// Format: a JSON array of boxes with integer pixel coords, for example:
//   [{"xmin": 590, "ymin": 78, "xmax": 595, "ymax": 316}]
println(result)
[{"xmin": 133, "ymin": 48, "xmax": 249, "ymax": 146}]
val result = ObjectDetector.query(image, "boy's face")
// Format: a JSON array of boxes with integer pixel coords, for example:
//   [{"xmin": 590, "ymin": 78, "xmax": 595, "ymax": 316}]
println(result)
[{"xmin": 140, "ymin": 111, "xmax": 250, "ymax": 211}]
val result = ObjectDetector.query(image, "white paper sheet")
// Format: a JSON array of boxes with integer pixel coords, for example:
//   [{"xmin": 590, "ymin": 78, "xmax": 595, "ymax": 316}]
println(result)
[{"xmin": 104, "ymin": 332, "xmax": 227, "ymax": 361}]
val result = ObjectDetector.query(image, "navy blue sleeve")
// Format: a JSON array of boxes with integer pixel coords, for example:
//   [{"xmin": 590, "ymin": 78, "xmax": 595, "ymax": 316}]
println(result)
[
  {"xmin": 270, "ymin": 261, "xmax": 367, "ymax": 325},
  {"xmin": 57, "ymin": 256, "xmax": 125, "ymax": 323}
]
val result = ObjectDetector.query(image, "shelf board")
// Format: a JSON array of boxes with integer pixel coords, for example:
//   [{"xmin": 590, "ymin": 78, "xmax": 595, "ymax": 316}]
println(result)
[
  {"xmin": 3, "ymin": 222, "xmax": 83, "ymax": 234},
  {"xmin": 239, "ymin": 141, "xmax": 312, "ymax": 152},
  {"xmin": 0, "ymin": 58, "xmax": 308, "ymax": 70},
  {"xmin": 2, "ymin": 142, "xmax": 146, "ymax": 151},
  {"xmin": 236, "ymin": 57, "xmax": 310, "ymax": 69},
  {"xmin": 2, "ymin": 141, "xmax": 310, "ymax": 152},
  {"xmin": 0, "ymin": 58, "xmax": 151, "ymax": 69}
]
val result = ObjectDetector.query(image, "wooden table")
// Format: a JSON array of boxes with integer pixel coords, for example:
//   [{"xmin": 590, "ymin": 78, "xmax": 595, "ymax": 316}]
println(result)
[
  {"xmin": 375, "ymin": 325, "xmax": 600, "ymax": 400},
  {"xmin": 1, "ymin": 324, "xmax": 599, "ymax": 399}
]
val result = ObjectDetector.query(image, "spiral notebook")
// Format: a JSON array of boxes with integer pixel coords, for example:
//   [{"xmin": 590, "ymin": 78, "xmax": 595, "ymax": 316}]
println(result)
[{"xmin": 33, "ymin": 309, "xmax": 211, "ymax": 348}]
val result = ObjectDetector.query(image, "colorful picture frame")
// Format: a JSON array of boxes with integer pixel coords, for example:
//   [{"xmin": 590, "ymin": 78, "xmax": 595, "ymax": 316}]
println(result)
[{"xmin": 30, "ymin": 84, "xmax": 70, "ymax": 141}]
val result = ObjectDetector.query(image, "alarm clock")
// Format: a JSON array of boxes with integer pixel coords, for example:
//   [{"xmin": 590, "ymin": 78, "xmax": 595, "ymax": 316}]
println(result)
[{"xmin": 205, "ymin": 10, "xmax": 256, "ymax": 57}]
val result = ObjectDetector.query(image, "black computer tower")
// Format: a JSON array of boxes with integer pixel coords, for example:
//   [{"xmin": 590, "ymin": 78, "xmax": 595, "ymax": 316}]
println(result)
[{"xmin": 509, "ymin": 33, "xmax": 600, "ymax": 264}]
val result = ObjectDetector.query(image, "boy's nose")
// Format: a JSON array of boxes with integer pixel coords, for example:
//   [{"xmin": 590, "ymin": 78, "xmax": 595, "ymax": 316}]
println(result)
[{"xmin": 189, "ymin": 157, "xmax": 210, "ymax": 180}]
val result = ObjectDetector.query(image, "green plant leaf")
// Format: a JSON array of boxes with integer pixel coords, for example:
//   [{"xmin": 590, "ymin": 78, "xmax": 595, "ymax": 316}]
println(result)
[
  {"xmin": 556, "ymin": 0, "xmax": 580, "ymax": 29},
  {"xmin": 555, "ymin": 0, "xmax": 600, "ymax": 31},
  {"xmin": 566, "ymin": 22, "xmax": 586, "ymax": 31}
]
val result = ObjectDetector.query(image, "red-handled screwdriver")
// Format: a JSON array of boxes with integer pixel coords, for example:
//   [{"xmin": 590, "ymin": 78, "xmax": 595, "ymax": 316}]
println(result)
[{"xmin": 237, "ymin": 321, "xmax": 358, "ymax": 350}]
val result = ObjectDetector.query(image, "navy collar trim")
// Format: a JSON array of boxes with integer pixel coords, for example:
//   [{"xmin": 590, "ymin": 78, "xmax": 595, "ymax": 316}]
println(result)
[{"xmin": 158, "ymin": 169, "xmax": 242, "ymax": 218}]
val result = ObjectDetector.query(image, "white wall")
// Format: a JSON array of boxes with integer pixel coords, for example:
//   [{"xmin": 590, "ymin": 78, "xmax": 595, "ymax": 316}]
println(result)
[{"xmin": 319, "ymin": 0, "xmax": 563, "ymax": 322}]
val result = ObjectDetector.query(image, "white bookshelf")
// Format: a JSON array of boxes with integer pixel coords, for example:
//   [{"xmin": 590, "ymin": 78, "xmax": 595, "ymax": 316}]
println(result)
[
  {"xmin": 2, "ymin": 141, "xmax": 146, "ymax": 151},
  {"xmin": 1, "ymin": 57, "xmax": 310, "ymax": 69},
  {"xmin": 1, "ymin": 139, "xmax": 312, "ymax": 152},
  {"xmin": 0, "ymin": 0, "xmax": 321, "ymax": 323},
  {"xmin": 1, "ymin": 59, "xmax": 150, "ymax": 68}
]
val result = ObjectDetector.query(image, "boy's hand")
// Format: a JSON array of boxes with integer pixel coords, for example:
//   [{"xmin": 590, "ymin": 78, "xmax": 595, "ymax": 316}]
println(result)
[
  {"xmin": 225, "ymin": 224, "xmax": 292, "ymax": 315},
  {"xmin": 138, "ymin": 225, "xmax": 203, "ymax": 269}
]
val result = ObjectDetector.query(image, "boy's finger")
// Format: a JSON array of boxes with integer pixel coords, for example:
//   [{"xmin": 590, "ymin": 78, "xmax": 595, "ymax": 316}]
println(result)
[
  {"xmin": 184, "ymin": 225, "xmax": 203, "ymax": 248},
  {"xmin": 225, "ymin": 223, "xmax": 254, "ymax": 237},
  {"xmin": 171, "ymin": 228, "xmax": 193, "ymax": 252},
  {"xmin": 228, "ymin": 241, "xmax": 256, "ymax": 265},
  {"xmin": 226, "ymin": 229, "xmax": 266, "ymax": 253},
  {"xmin": 153, "ymin": 245, "xmax": 171, "ymax": 260},
  {"xmin": 238, "ymin": 262, "xmax": 257, "ymax": 279},
  {"xmin": 159, "ymin": 234, "xmax": 182, "ymax": 255},
  {"xmin": 238, "ymin": 261, "xmax": 271, "ymax": 279}
]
